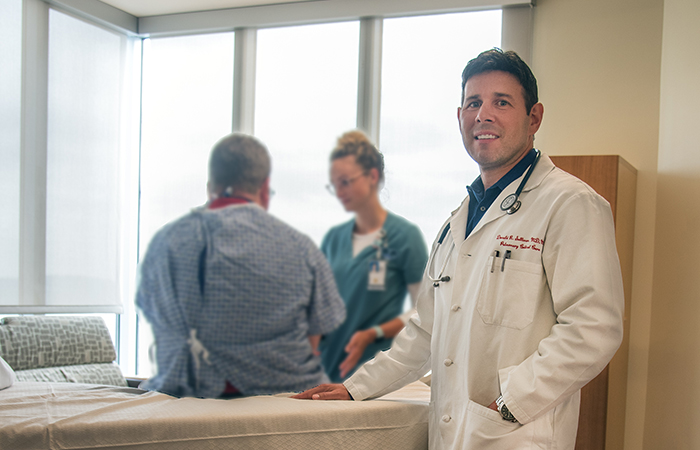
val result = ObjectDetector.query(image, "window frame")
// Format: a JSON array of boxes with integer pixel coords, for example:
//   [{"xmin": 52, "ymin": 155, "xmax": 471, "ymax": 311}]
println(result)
[{"xmin": 16, "ymin": 0, "xmax": 533, "ymax": 376}]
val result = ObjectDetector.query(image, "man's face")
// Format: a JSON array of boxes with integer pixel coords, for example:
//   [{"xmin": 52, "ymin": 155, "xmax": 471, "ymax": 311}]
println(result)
[{"xmin": 457, "ymin": 70, "xmax": 543, "ymax": 181}]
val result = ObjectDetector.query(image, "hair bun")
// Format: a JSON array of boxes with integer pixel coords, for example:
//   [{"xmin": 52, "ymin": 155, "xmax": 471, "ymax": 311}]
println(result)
[
  {"xmin": 336, "ymin": 130, "xmax": 373, "ymax": 148},
  {"xmin": 331, "ymin": 129, "xmax": 385, "ymax": 184}
]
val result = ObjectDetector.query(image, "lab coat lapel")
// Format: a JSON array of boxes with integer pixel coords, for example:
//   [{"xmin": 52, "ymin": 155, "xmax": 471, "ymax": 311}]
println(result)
[
  {"xmin": 447, "ymin": 196, "xmax": 470, "ymax": 247},
  {"xmin": 467, "ymin": 153, "xmax": 556, "ymax": 238}
]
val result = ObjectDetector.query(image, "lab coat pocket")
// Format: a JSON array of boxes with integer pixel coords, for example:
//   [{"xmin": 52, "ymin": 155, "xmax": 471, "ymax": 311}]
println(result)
[
  {"xmin": 477, "ymin": 257, "xmax": 545, "ymax": 329},
  {"xmin": 462, "ymin": 399, "xmax": 533, "ymax": 449}
]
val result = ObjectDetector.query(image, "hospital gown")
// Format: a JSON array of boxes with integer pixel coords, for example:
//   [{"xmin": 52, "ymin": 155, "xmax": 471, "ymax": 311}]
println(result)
[{"xmin": 136, "ymin": 203, "xmax": 346, "ymax": 398}]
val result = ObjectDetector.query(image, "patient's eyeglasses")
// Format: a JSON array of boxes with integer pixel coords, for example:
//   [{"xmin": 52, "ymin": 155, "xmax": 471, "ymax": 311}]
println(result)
[{"xmin": 326, "ymin": 172, "xmax": 367, "ymax": 195}]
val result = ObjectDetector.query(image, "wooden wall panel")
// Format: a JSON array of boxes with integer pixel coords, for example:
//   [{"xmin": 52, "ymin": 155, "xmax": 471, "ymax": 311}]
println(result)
[{"xmin": 550, "ymin": 155, "xmax": 637, "ymax": 450}]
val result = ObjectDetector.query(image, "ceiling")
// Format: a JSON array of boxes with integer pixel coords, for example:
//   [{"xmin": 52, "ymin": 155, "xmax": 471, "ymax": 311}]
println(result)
[{"xmin": 100, "ymin": 0, "xmax": 320, "ymax": 18}]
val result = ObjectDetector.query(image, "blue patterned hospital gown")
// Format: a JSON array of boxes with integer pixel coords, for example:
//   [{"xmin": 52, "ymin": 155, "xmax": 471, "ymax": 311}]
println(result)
[{"xmin": 136, "ymin": 203, "xmax": 346, "ymax": 398}]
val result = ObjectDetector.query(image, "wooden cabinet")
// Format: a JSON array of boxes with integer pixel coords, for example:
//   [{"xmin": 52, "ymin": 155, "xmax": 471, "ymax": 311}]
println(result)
[{"xmin": 550, "ymin": 155, "xmax": 637, "ymax": 450}]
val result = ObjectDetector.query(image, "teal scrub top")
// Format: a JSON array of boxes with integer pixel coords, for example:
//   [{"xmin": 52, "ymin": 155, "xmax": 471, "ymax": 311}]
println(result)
[{"xmin": 320, "ymin": 212, "xmax": 428, "ymax": 382}]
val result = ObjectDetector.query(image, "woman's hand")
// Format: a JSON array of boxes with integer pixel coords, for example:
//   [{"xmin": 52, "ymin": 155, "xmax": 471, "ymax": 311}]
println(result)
[
  {"xmin": 339, "ymin": 328, "xmax": 376, "ymax": 378},
  {"xmin": 292, "ymin": 384, "xmax": 352, "ymax": 400}
]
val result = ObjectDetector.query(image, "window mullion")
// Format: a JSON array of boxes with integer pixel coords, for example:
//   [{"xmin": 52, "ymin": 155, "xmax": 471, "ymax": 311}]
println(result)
[
  {"xmin": 18, "ymin": 0, "xmax": 50, "ymax": 311},
  {"xmin": 233, "ymin": 28, "xmax": 257, "ymax": 135},
  {"xmin": 356, "ymin": 17, "xmax": 383, "ymax": 143}
]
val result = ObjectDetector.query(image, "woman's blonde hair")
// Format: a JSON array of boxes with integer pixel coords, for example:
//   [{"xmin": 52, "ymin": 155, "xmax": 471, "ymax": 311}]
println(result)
[{"xmin": 330, "ymin": 130, "xmax": 385, "ymax": 183}]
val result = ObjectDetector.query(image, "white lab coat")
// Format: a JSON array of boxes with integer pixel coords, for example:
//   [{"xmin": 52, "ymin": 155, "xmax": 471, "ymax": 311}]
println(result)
[{"xmin": 344, "ymin": 154, "xmax": 624, "ymax": 449}]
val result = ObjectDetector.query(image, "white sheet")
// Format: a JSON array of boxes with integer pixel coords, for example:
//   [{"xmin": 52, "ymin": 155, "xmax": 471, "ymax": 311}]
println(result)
[
  {"xmin": 0, "ymin": 356, "xmax": 15, "ymax": 390},
  {"xmin": 0, "ymin": 381, "xmax": 430, "ymax": 450}
]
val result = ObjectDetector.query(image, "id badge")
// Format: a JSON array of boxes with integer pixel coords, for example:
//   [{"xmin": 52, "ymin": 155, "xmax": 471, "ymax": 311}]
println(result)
[{"xmin": 368, "ymin": 260, "xmax": 387, "ymax": 291}]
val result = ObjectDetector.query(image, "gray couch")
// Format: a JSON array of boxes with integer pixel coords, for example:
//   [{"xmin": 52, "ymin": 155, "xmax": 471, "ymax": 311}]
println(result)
[{"xmin": 0, "ymin": 315, "xmax": 127, "ymax": 386}]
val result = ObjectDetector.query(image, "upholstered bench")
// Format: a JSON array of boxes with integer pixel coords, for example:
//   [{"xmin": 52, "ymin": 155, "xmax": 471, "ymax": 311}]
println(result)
[{"xmin": 0, "ymin": 315, "xmax": 127, "ymax": 386}]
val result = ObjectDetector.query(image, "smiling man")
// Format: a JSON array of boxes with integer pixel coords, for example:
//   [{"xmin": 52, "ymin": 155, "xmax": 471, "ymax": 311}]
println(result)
[
  {"xmin": 459, "ymin": 70, "xmax": 542, "ymax": 187},
  {"xmin": 294, "ymin": 49, "xmax": 624, "ymax": 450}
]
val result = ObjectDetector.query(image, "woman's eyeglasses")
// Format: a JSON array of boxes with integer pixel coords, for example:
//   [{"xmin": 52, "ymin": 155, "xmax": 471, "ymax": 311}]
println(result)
[{"xmin": 326, "ymin": 172, "xmax": 366, "ymax": 195}]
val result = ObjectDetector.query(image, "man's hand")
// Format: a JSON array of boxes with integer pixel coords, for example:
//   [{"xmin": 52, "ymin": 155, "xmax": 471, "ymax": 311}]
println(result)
[
  {"xmin": 339, "ymin": 329, "xmax": 375, "ymax": 378},
  {"xmin": 488, "ymin": 400, "xmax": 498, "ymax": 411},
  {"xmin": 292, "ymin": 384, "xmax": 352, "ymax": 400}
]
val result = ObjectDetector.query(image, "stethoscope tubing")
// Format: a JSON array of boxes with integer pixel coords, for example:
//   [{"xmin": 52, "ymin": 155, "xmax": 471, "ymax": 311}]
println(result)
[
  {"xmin": 428, "ymin": 149, "xmax": 540, "ymax": 285},
  {"xmin": 427, "ymin": 223, "xmax": 454, "ymax": 285},
  {"xmin": 500, "ymin": 149, "xmax": 541, "ymax": 215}
]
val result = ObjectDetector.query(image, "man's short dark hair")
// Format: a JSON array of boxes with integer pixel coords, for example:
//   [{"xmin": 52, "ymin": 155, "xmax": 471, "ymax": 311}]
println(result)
[
  {"xmin": 209, "ymin": 133, "xmax": 271, "ymax": 195},
  {"xmin": 461, "ymin": 48, "xmax": 539, "ymax": 114}
]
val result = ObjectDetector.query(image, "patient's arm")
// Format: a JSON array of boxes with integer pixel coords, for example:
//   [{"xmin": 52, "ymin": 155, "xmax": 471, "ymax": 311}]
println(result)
[
  {"xmin": 292, "ymin": 384, "xmax": 352, "ymax": 401},
  {"xmin": 308, "ymin": 335, "xmax": 321, "ymax": 356}
]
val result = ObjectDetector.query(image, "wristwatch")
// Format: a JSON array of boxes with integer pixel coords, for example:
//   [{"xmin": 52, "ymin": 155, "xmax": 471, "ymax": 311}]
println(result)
[
  {"xmin": 372, "ymin": 325, "xmax": 384, "ymax": 340},
  {"xmin": 496, "ymin": 395, "xmax": 518, "ymax": 423}
]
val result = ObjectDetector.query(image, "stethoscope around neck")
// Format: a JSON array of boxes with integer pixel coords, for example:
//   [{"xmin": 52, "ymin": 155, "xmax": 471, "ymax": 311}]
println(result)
[
  {"xmin": 427, "ymin": 224, "xmax": 455, "ymax": 287},
  {"xmin": 499, "ymin": 149, "xmax": 541, "ymax": 215},
  {"xmin": 427, "ymin": 149, "xmax": 541, "ymax": 287}
]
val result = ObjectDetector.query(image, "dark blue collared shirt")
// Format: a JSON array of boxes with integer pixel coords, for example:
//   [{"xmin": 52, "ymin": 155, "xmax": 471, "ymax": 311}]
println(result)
[{"xmin": 465, "ymin": 148, "xmax": 537, "ymax": 238}]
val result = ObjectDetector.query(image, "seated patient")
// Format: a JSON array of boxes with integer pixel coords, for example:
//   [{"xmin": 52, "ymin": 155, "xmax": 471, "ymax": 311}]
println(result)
[{"xmin": 136, "ymin": 133, "xmax": 346, "ymax": 398}]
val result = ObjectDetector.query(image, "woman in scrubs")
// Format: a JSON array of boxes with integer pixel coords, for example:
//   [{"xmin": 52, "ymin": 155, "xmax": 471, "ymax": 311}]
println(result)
[{"xmin": 320, "ymin": 130, "xmax": 428, "ymax": 382}]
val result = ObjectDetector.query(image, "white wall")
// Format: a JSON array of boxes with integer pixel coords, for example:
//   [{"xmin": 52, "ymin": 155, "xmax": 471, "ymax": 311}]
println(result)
[
  {"xmin": 644, "ymin": 0, "xmax": 700, "ymax": 448},
  {"xmin": 530, "ymin": 0, "xmax": 665, "ymax": 448}
]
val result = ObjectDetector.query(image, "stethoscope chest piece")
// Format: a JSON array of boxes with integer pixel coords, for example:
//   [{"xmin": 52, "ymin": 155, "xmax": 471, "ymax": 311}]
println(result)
[
  {"xmin": 500, "ymin": 194, "xmax": 521, "ymax": 215},
  {"xmin": 501, "ymin": 198, "xmax": 521, "ymax": 215},
  {"xmin": 499, "ymin": 149, "xmax": 540, "ymax": 216}
]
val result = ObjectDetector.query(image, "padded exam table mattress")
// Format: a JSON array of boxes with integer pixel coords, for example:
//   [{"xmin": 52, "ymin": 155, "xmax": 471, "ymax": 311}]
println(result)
[{"xmin": 0, "ymin": 380, "xmax": 430, "ymax": 450}]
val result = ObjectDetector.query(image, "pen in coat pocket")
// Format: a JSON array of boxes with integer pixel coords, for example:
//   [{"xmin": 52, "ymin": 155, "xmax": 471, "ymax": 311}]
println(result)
[
  {"xmin": 501, "ymin": 250, "xmax": 511, "ymax": 272},
  {"xmin": 490, "ymin": 250, "xmax": 500, "ymax": 273}
]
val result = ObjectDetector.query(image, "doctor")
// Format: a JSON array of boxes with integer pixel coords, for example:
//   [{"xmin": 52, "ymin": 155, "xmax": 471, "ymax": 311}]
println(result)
[{"xmin": 294, "ymin": 48, "xmax": 624, "ymax": 449}]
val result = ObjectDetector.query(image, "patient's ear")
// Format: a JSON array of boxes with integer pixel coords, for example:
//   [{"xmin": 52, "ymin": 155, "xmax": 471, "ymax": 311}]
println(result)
[
  {"xmin": 0, "ymin": 356, "xmax": 16, "ymax": 390},
  {"xmin": 259, "ymin": 177, "xmax": 271, "ymax": 210}
]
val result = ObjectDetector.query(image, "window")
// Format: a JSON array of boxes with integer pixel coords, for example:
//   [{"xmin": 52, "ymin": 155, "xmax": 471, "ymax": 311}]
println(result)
[
  {"xmin": 139, "ymin": 33, "xmax": 235, "ymax": 256},
  {"xmin": 0, "ymin": 0, "xmax": 22, "ymax": 303},
  {"xmin": 45, "ymin": 9, "xmax": 131, "ymax": 309},
  {"xmin": 2, "ymin": 6, "xmax": 138, "ymax": 315},
  {"xmin": 379, "ymin": 10, "xmax": 502, "ymax": 242},
  {"xmin": 137, "ymin": 32, "xmax": 235, "ymax": 375},
  {"xmin": 255, "ymin": 21, "xmax": 360, "ymax": 245},
  {"xmin": 11, "ymin": 1, "xmax": 520, "ymax": 378}
]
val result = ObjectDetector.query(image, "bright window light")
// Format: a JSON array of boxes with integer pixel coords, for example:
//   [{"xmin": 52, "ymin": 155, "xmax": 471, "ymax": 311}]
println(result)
[
  {"xmin": 255, "ymin": 21, "xmax": 360, "ymax": 245},
  {"xmin": 379, "ymin": 10, "xmax": 502, "ymax": 242},
  {"xmin": 138, "ymin": 32, "xmax": 235, "ymax": 376},
  {"xmin": 0, "ymin": 0, "xmax": 21, "ymax": 303},
  {"xmin": 45, "ymin": 10, "xmax": 127, "ymax": 308},
  {"xmin": 139, "ymin": 33, "xmax": 235, "ymax": 256}
]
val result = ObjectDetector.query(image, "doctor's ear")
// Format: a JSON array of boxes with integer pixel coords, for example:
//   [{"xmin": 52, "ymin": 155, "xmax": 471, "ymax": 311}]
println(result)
[{"xmin": 528, "ymin": 103, "xmax": 544, "ymax": 134}]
